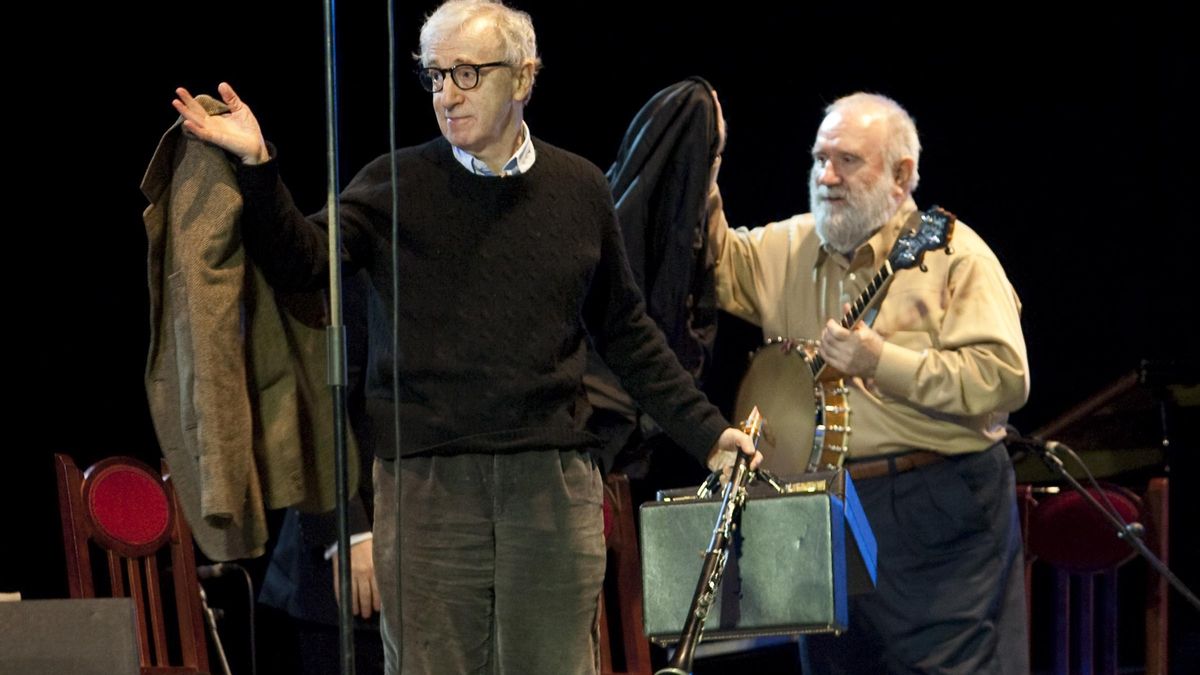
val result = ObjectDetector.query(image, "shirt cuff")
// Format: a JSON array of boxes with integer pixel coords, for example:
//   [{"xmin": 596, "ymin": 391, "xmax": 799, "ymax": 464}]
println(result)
[
  {"xmin": 873, "ymin": 341, "xmax": 923, "ymax": 398},
  {"xmin": 322, "ymin": 532, "xmax": 373, "ymax": 561}
]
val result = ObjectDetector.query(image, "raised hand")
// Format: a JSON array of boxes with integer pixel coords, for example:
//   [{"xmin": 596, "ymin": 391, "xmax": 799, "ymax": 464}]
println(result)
[
  {"xmin": 708, "ymin": 89, "xmax": 726, "ymax": 189},
  {"xmin": 172, "ymin": 82, "xmax": 270, "ymax": 165}
]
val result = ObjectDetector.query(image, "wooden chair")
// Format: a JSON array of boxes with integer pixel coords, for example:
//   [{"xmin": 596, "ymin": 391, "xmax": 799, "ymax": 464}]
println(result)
[
  {"xmin": 599, "ymin": 471, "xmax": 652, "ymax": 675},
  {"xmin": 55, "ymin": 453, "xmax": 209, "ymax": 675},
  {"xmin": 1021, "ymin": 477, "xmax": 1169, "ymax": 675},
  {"xmin": 1016, "ymin": 482, "xmax": 1037, "ymax": 623}
]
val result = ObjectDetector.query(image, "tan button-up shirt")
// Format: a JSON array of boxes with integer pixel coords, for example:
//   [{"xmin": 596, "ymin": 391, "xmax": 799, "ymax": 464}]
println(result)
[{"xmin": 709, "ymin": 188, "xmax": 1029, "ymax": 459}]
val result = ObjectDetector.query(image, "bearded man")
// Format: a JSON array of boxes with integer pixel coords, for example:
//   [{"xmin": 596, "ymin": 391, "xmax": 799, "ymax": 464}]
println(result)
[{"xmin": 708, "ymin": 91, "xmax": 1030, "ymax": 674}]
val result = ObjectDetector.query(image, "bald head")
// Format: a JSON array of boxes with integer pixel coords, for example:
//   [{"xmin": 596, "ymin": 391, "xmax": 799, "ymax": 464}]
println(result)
[
  {"xmin": 823, "ymin": 93, "xmax": 921, "ymax": 193},
  {"xmin": 808, "ymin": 93, "xmax": 921, "ymax": 253}
]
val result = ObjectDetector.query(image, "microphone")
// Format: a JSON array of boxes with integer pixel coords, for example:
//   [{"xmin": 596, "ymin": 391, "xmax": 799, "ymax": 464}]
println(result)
[
  {"xmin": 1004, "ymin": 424, "xmax": 1061, "ymax": 455},
  {"xmin": 1124, "ymin": 522, "xmax": 1146, "ymax": 538},
  {"xmin": 1005, "ymin": 425, "xmax": 1146, "ymax": 540},
  {"xmin": 196, "ymin": 563, "xmax": 232, "ymax": 580}
]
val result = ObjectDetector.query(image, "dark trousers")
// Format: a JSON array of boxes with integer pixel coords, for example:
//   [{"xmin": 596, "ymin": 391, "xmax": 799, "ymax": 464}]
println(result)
[
  {"xmin": 294, "ymin": 619, "xmax": 386, "ymax": 675},
  {"xmin": 373, "ymin": 450, "xmax": 607, "ymax": 675},
  {"xmin": 804, "ymin": 443, "xmax": 1029, "ymax": 674}
]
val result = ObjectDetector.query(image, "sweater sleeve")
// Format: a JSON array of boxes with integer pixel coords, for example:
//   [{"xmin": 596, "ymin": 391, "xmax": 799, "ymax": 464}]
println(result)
[
  {"xmin": 236, "ymin": 149, "xmax": 390, "ymax": 291},
  {"xmin": 582, "ymin": 172, "xmax": 729, "ymax": 464}
]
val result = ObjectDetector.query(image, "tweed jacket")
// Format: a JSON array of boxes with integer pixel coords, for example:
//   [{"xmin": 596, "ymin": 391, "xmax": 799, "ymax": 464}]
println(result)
[{"xmin": 142, "ymin": 96, "xmax": 356, "ymax": 560}]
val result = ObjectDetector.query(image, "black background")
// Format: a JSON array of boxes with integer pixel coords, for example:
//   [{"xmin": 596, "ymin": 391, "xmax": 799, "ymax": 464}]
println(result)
[{"xmin": 6, "ymin": 1, "xmax": 1196, "ymax": 671}]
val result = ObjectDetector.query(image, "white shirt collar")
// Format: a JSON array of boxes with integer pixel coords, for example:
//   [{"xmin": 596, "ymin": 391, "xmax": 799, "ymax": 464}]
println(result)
[{"xmin": 451, "ymin": 122, "xmax": 536, "ymax": 177}]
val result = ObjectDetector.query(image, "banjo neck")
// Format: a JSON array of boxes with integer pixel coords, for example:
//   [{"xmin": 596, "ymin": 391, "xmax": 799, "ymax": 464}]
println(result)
[{"xmin": 808, "ymin": 260, "xmax": 895, "ymax": 380}]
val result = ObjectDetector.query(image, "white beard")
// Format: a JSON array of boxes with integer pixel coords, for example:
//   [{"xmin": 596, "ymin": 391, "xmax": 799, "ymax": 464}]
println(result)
[{"xmin": 810, "ymin": 170, "xmax": 896, "ymax": 254}]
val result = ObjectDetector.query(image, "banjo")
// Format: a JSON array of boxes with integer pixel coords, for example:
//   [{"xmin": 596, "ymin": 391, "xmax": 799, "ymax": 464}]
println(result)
[{"xmin": 733, "ymin": 206, "xmax": 955, "ymax": 476}]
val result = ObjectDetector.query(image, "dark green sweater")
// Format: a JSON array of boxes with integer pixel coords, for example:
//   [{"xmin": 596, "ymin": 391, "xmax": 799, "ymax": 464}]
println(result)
[{"xmin": 239, "ymin": 136, "xmax": 726, "ymax": 461}]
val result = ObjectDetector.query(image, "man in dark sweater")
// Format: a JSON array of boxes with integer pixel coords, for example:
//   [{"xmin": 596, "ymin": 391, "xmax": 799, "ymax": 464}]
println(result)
[{"xmin": 172, "ymin": 1, "xmax": 760, "ymax": 673}]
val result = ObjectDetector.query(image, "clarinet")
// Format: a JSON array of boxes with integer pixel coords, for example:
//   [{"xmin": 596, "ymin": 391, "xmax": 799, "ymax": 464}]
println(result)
[{"xmin": 656, "ymin": 407, "xmax": 764, "ymax": 675}]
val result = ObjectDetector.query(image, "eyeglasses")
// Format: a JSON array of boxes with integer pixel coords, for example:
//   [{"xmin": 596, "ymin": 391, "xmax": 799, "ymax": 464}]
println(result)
[{"xmin": 416, "ymin": 62, "xmax": 509, "ymax": 93}]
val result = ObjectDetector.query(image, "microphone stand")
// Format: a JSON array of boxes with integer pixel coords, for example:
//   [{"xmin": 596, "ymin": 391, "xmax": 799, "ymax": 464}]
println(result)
[
  {"xmin": 1029, "ymin": 440, "xmax": 1199, "ymax": 611},
  {"xmin": 319, "ymin": 1, "xmax": 355, "ymax": 674},
  {"xmin": 199, "ymin": 586, "xmax": 233, "ymax": 675}
]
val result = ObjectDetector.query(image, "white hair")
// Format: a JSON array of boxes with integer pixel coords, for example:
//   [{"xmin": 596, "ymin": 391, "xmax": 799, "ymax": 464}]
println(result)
[
  {"xmin": 827, "ymin": 92, "xmax": 921, "ymax": 193},
  {"xmin": 419, "ymin": 0, "xmax": 542, "ymax": 83}
]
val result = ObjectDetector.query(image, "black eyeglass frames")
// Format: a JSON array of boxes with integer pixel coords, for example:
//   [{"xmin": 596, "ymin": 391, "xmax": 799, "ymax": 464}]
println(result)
[{"xmin": 416, "ymin": 62, "xmax": 510, "ymax": 93}]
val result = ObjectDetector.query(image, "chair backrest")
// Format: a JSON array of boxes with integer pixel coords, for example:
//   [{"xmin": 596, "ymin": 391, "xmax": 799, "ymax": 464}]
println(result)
[
  {"xmin": 54, "ymin": 453, "xmax": 209, "ymax": 674},
  {"xmin": 599, "ymin": 471, "xmax": 652, "ymax": 675},
  {"xmin": 1020, "ymin": 478, "xmax": 1169, "ymax": 675}
]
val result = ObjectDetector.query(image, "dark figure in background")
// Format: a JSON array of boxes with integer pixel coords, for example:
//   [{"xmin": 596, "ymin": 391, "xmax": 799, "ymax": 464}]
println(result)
[
  {"xmin": 585, "ymin": 77, "xmax": 726, "ymax": 499},
  {"xmin": 259, "ymin": 272, "xmax": 383, "ymax": 675},
  {"xmin": 171, "ymin": 1, "xmax": 760, "ymax": 673},
  {"xmin": 709, "ymin": 91, "xmax": 1030, "ymax": 674}
]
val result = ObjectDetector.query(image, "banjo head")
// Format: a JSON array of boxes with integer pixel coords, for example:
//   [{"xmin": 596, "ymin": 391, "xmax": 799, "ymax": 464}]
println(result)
[{"xmin": 733, "ymin": 339, "xmax": 820, "ymax": 476}]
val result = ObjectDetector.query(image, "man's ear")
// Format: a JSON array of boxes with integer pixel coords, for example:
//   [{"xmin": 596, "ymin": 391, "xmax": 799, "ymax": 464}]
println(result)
[
  {"xmin": 893, "ymin": 157, "xmax": 915, "ymax": 190},
  {"xmin": 513, "ymin": 60, "xmax": 535, "ymax": 102}
]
